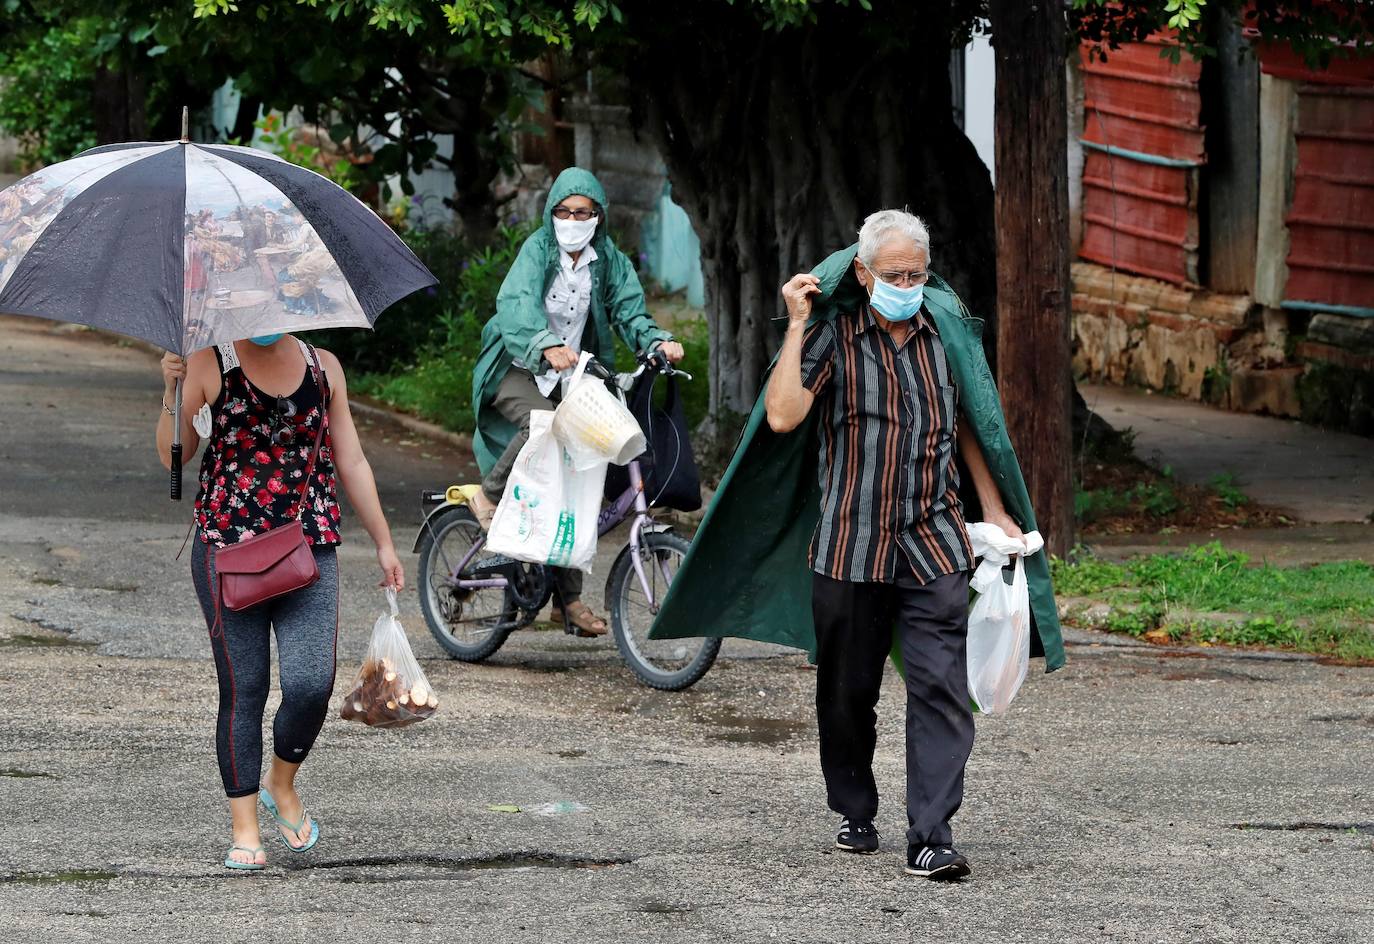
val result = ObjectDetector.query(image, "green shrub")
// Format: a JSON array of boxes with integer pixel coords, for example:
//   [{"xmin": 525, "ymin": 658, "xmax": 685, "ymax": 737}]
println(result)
[
  {"xmin": 1209, "ymin": 473, "xmax": 1249, "ymax": 509},
  {"xmin": 309, "ymin": 221, "xmax": 535, "ymax": 377},
  {"xmin": 1050, "ymin": 554, "xmax": 1128, "ymax": 596},
  {"xmin": 355, "ymin": 350, "xmax": 477, "ymax": 431}
]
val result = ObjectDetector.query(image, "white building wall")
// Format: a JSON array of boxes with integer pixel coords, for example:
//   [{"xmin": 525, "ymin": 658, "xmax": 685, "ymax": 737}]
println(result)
[{"xmin": 963, "ymin": 32, "xmax": 997, "ymax": 181}]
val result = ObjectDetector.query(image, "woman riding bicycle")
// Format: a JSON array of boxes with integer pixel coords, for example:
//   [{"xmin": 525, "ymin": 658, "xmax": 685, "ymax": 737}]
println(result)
[{"xmin": 467, "ymin": 167, "xmax": 684, "ymax": 637}]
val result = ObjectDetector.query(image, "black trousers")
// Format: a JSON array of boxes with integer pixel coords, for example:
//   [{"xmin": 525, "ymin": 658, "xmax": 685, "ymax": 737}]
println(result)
[{"xmin": 813, "ymin": 569, "xmax": 974, "ymax": 848}]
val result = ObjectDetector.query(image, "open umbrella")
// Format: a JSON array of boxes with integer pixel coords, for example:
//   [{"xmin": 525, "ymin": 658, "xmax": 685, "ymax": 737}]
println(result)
[{"xmin": 0, "ymin": 114, "xmax": 436, "ymax": 498}]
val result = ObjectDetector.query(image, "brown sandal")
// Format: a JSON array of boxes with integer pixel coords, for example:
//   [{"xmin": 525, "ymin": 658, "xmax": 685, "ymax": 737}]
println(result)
[{"xmin": 550, "ymin": 601, "xmax": 608, "ymax": 637}]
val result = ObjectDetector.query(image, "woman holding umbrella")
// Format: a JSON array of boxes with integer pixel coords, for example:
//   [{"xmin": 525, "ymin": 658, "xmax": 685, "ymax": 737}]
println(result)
[
  {"xmin": 158, "ymin": 332, "xmax": 404, "ymax": 870},
  {"xmin": 0, "ymin": 126, "xmax": 437, "ymax": 870}
]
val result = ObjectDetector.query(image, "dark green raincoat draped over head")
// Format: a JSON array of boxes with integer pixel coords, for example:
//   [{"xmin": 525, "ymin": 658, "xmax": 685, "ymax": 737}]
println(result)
[
  {"xmin": 650, "ymin": 244, "xmax": 1066, "ymax": 672},
  {"xmin": 471, "ymin": 167, "xmax": 674, "ymax": 474}
]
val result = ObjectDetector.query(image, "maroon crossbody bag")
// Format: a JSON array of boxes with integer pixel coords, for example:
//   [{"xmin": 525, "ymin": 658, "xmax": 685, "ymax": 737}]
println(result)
[{"xmin": 211, "ymin": 346, "xmax": 329, "ymax": 632}]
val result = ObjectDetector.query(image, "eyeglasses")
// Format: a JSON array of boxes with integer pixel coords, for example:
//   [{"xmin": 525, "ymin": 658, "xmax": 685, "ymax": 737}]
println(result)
[
  {"xmin": 874, "ymin": 269, "xmax": 929, "ymax": 288},
  {"xmin": 270, "ymin": 396, "xmax": 296, "ymax": 446},
  {"xmin": 551, "ymin": 206, "xmax": 599, "ymax": 221}
]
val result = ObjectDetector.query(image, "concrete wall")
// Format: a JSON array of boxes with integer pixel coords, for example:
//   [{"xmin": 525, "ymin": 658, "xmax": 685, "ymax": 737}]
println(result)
[{"xmin": 567, "ymin": 99, "xmax": 705, "ymax": 306}]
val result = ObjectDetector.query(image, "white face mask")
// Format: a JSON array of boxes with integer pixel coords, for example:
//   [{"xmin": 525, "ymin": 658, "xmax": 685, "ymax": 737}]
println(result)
[{"xmin": 553, "ymin": 215, "xmax": 598, "ymax": 253}]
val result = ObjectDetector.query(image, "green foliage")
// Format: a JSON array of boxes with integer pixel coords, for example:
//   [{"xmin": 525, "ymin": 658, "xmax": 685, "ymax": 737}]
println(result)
[
  {"xmin": 1103, "ymin": 601, "xmax": 1165, "ymax": 636},
  {"xmin": 0, "ymin": 15, "xmax": 100, "ymax": 168},
  {"xmin": 355, "ymin": 351, "xmax": 479, "ymax": 430},
  {"xmin": 1050, "ymin": 553, "xmax": 1128, "ymax": 596},
  {"xmin": 1297, "ymin": 360, "xmax": 1374, "ymax": 437},
  {"xmin": 247, "ymin": 113, "xmax": 359, "ymax": 191},
  {"xmin": 1075, "ymin": 476, "xmax": 1184, "ymax": 525},
  {"xmin": 342, "ymin": 221, "xmax": 536, "ymax": 431},
  {"xmin": 1073, "ymin": 0, "xmax": 1374, "ymax": 68},
  {"xmin": 1200, "ymin": 361, "xmax": 1231, "ymax": 406},
  {"xmin": 1208, "ymin": 473, "xmax": 1248, "ymax": 510},
  {"xmin": 1055, "ymin": 543, "xmax": 1374, "ymax": 659},
  {"xmin": 1163, "ymin": 0, "xmax": 1206, "ymax": 32}
]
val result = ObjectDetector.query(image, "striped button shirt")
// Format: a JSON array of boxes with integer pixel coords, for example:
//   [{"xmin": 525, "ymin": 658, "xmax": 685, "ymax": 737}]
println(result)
[{"xmin": 800, "ymin": 302, "xmax": 974, "ymax": 584}]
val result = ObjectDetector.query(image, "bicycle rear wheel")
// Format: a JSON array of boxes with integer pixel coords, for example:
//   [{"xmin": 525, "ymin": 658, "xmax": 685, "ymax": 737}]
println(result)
[
  {"xmin": 606, "ymin": 530, "xmax": 720, "ymax": 690},
  {"xmin": 417, "ymin": 506, "xmax": 516, "ymax": 662}
]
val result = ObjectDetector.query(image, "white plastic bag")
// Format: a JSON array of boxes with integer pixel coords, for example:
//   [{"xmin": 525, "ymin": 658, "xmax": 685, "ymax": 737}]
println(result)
[
  {"xmin": 486, "ymin": 409, "xmax": 607, "ymax": 573},
  {"xmin": 965, "ymin": 523, "xmax": 1044, "ymax": 715},
  {"xmin": 339, "ymin": 588, "xmax": 437, "ymax": 728},
  {"xmin": 552, "ymin": 352, "xmax": 645, "ymax": 470}
]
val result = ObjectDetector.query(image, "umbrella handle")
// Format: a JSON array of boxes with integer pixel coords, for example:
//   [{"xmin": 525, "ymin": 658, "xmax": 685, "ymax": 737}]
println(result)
[{"xmin": 170, "ymin": 379, "xmax": 183, "ymax": 501}]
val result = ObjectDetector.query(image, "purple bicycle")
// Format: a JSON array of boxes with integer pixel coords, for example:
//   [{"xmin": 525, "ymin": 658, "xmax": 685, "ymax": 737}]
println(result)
[{"xmin": 412, "ymin": 352, "xmax": 720, "ymax": 691}]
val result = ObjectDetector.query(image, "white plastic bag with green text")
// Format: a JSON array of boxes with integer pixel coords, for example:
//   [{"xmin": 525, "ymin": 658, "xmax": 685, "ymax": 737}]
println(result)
[{"xmin": 486, "ymin": 409, "xmax": 607, "ymax": 573}]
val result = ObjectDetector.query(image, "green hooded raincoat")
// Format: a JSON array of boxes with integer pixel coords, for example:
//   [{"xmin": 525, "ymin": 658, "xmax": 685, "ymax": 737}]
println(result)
[
  {"xmin": 471, "ymin": 167, "xmax": 675, "ymax": 474},
  {"xmin": 649, "ymin": 244, "xmax": 1066, "ymax": 673}
]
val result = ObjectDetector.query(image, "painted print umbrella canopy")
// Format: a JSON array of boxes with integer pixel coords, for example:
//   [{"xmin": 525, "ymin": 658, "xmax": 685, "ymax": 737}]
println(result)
[{"xmin": 0, "ymin": 139, "xmax": 436, "ymax": 356}]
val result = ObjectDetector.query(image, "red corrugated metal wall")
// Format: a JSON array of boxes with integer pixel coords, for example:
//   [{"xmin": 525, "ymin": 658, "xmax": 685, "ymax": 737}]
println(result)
[
  {"xmin": 1079, "ymin": 37, "xmax": 1205, "ymax": 286},
  {"xmin": 1282, "ymin": 83, "xmax": 1374, "ymax": 310}
]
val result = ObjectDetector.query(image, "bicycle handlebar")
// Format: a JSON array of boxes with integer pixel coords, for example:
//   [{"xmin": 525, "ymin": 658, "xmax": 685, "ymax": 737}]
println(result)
[{"xmin": 577, "ymin": 349, "xmax": 693, "ymax": 385}]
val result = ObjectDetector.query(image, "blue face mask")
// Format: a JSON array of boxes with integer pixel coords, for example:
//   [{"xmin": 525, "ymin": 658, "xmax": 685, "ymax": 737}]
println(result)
[
  {"xmin": 249, "ymin": 333, "xmax": 284, "ymax": 346},
  {"xmin": 867, "ymin": 275, "xmax": 924, "ymax": 323}
]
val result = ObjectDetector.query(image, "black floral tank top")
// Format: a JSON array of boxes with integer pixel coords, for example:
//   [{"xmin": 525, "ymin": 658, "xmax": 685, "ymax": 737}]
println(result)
[{"xmin": 194, "ymin": 339, "xmax": 342, "ymax": 547}]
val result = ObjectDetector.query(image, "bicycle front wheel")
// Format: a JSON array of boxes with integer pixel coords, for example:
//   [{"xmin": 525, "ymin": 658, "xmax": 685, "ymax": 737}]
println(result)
[{"xmin": 606, "ymin": 530, "xmax": 720, "ymax": 691}]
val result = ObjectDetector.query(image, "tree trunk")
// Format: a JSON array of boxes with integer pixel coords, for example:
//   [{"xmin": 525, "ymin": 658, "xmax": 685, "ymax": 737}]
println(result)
[
  {"xmin": 989, "ymin": 0, "xmax": 1074, "ymax": 556},
  {"xmin": 91, "ymin": 65, "xmax": 148, "ymax": 144},
  {"xmin": 444, "ymin": 66, "xmax": 507, "ymax": 239},
  {"xmin": 620, "ymin": 1, "xmax": 996, "ymax": 425}
]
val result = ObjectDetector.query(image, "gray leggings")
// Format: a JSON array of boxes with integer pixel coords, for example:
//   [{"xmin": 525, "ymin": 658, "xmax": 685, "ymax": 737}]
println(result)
[{"xmin": 191, "ymin": 537, "xmax": 339, "ymax": 798}]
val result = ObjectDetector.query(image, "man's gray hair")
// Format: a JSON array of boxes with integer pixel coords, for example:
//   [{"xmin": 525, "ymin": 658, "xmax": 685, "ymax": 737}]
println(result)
[{"xmin": 856, "ymin": 209, "xmax": 930, "ymax": 264}]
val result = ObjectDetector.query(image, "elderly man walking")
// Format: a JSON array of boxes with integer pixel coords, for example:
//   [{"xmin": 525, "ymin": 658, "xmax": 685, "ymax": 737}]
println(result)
[
  {"xmin": 650, "ymin": 209, "xmax": 1065, "ymax": 881},
  {"xmin": 767, "ymin": 208, "xmax": 1022, "ymax": 879}
]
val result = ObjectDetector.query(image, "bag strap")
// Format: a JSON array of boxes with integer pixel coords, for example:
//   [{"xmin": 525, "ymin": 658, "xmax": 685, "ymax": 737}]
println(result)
[
  {"xmin": 567, "ymin": 351, "xmax": 593, "ymax": 389},
  {"xmin": 294, "ymin": 344, "xmax": 329, "ymax": 521}
]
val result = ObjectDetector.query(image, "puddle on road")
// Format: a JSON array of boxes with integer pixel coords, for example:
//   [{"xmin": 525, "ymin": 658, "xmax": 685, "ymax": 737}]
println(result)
[
  {"xmin": 607, "ymin": 696, "xmax": 807, "ymax": 746},
  {"xmin": 1307, "ymin": 714, "xmax": 1374, "ymax": 726},
  {"xmin": 552, "ymin": 749, "xmax": 587, "ymax": 759},
  {"xmin": 1159, "ymin": 666, "xmax": 1273, "ymax": 683},
  {"xmin": 633, "ymin": 899, "xmax": 694, "ymax": 915},
  {"xmin": 0, "ymin": 768, "xmax": 57, "ymax": 779},
  {"xmin": 699, "ymin": 708, "xmax": 807, "ymax": 746},
  {"xmin": 287, "ymin": 853, "xmax": 630, "ymax": 883},
  {"xmin": 1231, "ymin": 822, "xmax": 1374, "ymax": 835},
  {"xmin": 0, "ymin": 870, "xmax": 117, "ymax": 885},
  {"xmin": 0, "ymin": 633, "xmax": 96, "ymax": 649}
]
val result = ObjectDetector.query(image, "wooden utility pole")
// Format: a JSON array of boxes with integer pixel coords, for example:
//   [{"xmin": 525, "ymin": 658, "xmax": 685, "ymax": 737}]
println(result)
[{"xmin": 989, "ymin": 0, "xmax": 1075, "ymax": 557}]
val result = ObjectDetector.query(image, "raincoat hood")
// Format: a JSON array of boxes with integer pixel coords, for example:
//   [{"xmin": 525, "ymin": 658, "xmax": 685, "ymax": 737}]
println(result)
[
  {"xmin": 468, "ymin": 166, "xmax": 673, "ymax": 474},
  {"xmin": 542, "ymin": 167, "xmax": 610, "ymax": 246}
]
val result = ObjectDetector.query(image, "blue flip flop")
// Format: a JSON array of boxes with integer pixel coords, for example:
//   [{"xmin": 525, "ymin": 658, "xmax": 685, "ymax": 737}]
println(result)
[
  {"xmin": 258, "ymin": 785, "xmax": 320, "ymax": 853},
  {"xmin": 224, "ymin": 844, "xmax": 266, "ymax": 871}
]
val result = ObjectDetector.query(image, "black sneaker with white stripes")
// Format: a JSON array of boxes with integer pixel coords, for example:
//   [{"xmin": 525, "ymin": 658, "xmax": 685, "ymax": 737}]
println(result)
[
  {"xmin": 834, "ymin": 817, "xmax": 880, "ymax": 854},
  {"xmin": 905, "ymin": 844, "xmax": 971, "ymax": 880}
]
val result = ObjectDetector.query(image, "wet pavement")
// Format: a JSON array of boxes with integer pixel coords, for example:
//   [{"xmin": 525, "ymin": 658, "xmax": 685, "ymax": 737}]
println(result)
[
  {"xmin": 1082, "ymin": 383, "xmax": 1373, "ymax": 523},
  {"xmin": 1, "ymin": 316, "xmax": 1372, "ymax": 943}
]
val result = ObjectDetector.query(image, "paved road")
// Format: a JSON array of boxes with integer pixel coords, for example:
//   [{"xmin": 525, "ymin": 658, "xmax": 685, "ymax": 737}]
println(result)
[{"xmin": 1, "ymin": 316, "xmax": 1372, "ymax": 943}]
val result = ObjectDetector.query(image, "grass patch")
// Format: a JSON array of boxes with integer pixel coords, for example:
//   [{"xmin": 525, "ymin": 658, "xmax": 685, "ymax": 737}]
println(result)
[{"xmin": 1054, "ymin": 543, "xmax": 1374, "ymax": 661}]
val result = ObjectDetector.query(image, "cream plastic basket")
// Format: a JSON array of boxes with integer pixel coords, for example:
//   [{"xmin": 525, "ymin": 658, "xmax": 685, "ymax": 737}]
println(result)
[{"xmin": 552, "ymin": 352, "xmax": 646, "ymax": 469}]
